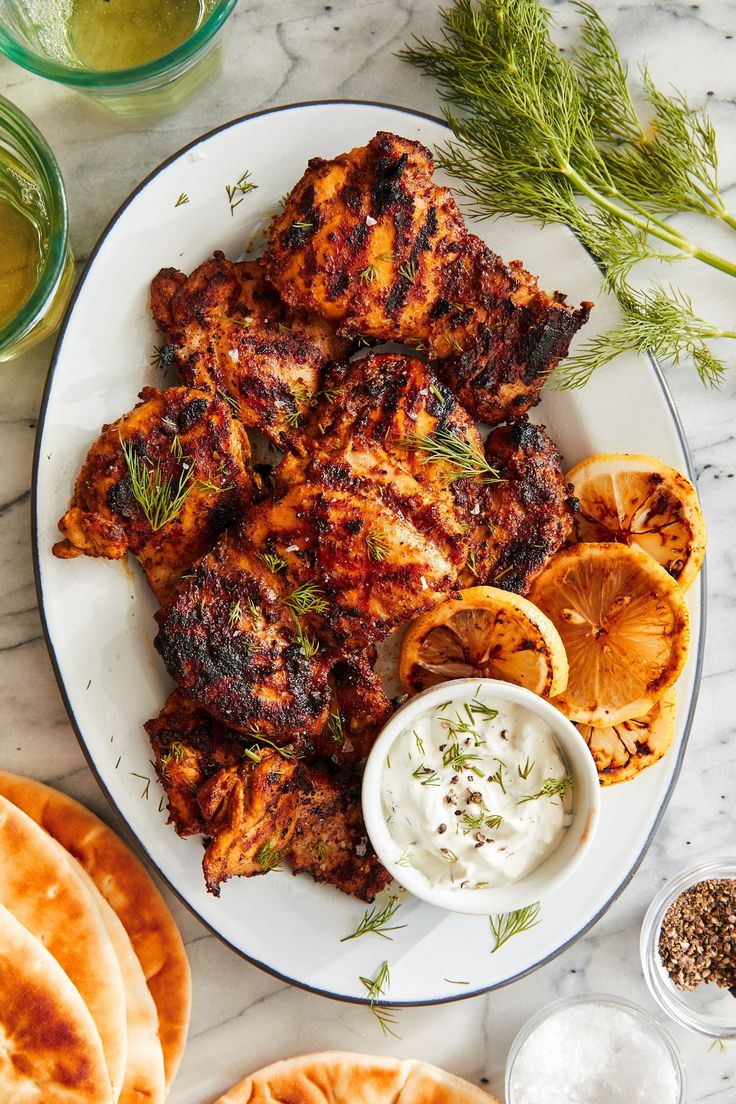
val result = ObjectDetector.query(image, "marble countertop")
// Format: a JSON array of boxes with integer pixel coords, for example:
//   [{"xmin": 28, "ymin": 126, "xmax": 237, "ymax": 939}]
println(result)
[{"xmin": 1, "ymin": 1, "xmax": 735, "ymax": 1101}]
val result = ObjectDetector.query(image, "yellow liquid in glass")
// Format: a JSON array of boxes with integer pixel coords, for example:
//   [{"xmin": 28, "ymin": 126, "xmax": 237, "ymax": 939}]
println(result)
[
  {"xmin": 68, "ymin": 0, "xmax": 203, "ymax": 70},
  {"xmin": 0, "ymin": 154, "xmax": 45, "ymax": 330}
]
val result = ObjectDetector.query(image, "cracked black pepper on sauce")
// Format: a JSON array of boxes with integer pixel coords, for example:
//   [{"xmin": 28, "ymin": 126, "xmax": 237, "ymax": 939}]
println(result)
[{"xmin": 658, "ymin": 878, "xmax": 736, "ymax": 995}]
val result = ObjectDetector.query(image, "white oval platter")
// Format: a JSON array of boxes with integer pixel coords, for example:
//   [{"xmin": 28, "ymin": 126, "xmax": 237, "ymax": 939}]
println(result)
[{"xmin": 33, "ymin": 101, "xmax": 704, "ymax": 1005}]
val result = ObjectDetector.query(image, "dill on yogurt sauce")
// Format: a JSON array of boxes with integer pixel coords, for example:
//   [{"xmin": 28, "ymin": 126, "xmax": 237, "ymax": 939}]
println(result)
[{"xmin": 381, "ymin": 684, "xmax": 572, "ymax": 892}]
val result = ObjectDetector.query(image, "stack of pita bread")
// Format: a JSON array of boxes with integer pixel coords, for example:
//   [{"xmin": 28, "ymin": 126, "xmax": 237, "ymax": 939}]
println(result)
[
  {"xmin": 0, "ymin": 770, "xmax": 191, "ymax": 1104},
  {"xmin": 213, "ymin": 1053, "xmax": 500, "ymax": 1104}
]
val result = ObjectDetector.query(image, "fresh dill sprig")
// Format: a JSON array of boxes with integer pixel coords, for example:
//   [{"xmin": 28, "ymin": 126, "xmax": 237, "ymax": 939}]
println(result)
[
  {"xmin": 487, "ymin": 762, "xmax": 506, "ymax": 793},
  {"xmin": 129, "ymin": 771, "xmax": 151, "ymax": 800},
  {"xmin": 400, "ymin": 0, "xmax": 736, "ymax": 385},
  {"xmin": 291, "ymin": 614, "xmax": 320, "ymax": 659},
  {"xmin": 341, "ymin": 896, "xmax": 405, "ymax": 942},
  {"xmin": 174, "ymin": 193, "xmax": 189, "ymax": 207},
  {"xmin": 556, "ymin": 280, "xmax": 734, "ymax": 389},
  {"xmin": 429, "ymin": 381, "xmax": 445, "ymax": 403},
  {"xmin": 158, "ymin": 741, "xmax": 188, "ymax": 778},
  {"xmin": 461, "ymin": 809, "xmax": 503, "ymax": 834},
  {"xmin": 198, "ymin": 476, "xmax": 232, "ymax": 494},
  {"xmin": 170, "ymin": 434, "xmax": 184, "ymax": 461},
  {"xmin": 242, "ymin": 732, "xmax": 302, "ymax": 762},
  {"xmin": 442, "ymin": 742, "xmax": 484, "ymax": 777},
  {"xmin": 255, "ymin": 839, "xmax": 283, "ymax": 872},
  {"xmin": 261, "ymin": 551, "xmax": 287, "ymax": 573},
  {"xmin": 228, "ymin": 600, "xmax": 243, "ymax": 627},
  {"xmin": 398, "ymin": 260, "xmax": 417, "ymax": 283},
  {"xmin": 518, "ymin": 756, "xmax": 535, "ymax": 780},
  {"xmin": 226, "ymin": 170, "xmax": 258, "ymax": 215},
  {"xmin": 518, "ymin": 776, "xmax": 572, "ymax": 803},
  {"xmin": 359, "ymin": 961, "xmax": 400, "ymax": 1038},
  {"xmin": 412, "ymin": 763, "xmax": 440, "ymax": 787},
  {"xmin": 468, "ymin": 701, "xmax": 498, "ymax": 721},
  {"xmin": 360, "ymin": 263, "xmax": 378, "ymax": 284},
  {"xmin": 395, "ymin": 848, "xmax": 413, "ymax": 868},
  {"xmin": 400, "ymin": 429, "xmax": 500, "ymax": 482},
  {"xmin": 283, "ymin": 581, "xmax": 329, "ymax": 616},
  {"xmin": 489, "ymin": 902, "xmax": 542, "ymax": 952},
  {"xmin": 119, "ymin": 437, "xmax": 193, "ymax": 532},
  {"xmin": 327, "ymin": 711, "xmax": 344, "ymax": 745},
  {"xmin": 366, "ymin": 529, "xmax": 390, "ymax": 561}
]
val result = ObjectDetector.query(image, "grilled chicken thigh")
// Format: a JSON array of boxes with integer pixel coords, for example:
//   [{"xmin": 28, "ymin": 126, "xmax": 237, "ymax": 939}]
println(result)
[
  {"xmin": 460, "ymin": 419, "xmax": 578, "ymax": 593},
  {"xmin": 311, "ymin": 652, "xmax": 394, "ymax": 768},
  {"xmin": 264, "ymin": 131, "xmax": 591, "ymax": 423},
  {"xmin": 53, "ymin": 386, "xmax": 257, "ymax": 603},
  {"xmin": 150, "ymin": 253, "xmax": 350, "ymax": 450},
  {"xmin": 198, "ymin": 750, "xmax": 303, "ymax": 895},
  {"xmin": 145, "ymin": 689, "xmax": 389, "ymax": 898},
  {"xmin": 289, "ymin": 767, "xmax": 392, "ymax": 901},
  {"xmin": 153, "ymin": 532, "xmax": 332, "ymax": 739}
]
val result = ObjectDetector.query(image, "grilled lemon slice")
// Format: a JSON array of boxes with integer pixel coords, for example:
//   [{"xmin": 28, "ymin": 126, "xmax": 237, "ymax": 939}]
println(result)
[
  {"xmin": 566, "ymin": 453, "xmax": 706, "ymax": 592},
  {"xmin": 399, "ymin": 586, "xmax": 568, "ymax": 698},
  {"xmin": 577, "ymin": 689, "xmax": 677, "ymax": 785},
  {"xmin": 529, "ymin": 543, "xmax": 689, "ymax": 727}
]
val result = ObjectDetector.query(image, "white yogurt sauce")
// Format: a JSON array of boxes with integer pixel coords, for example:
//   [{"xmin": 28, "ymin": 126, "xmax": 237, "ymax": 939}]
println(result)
[{"xmin": 381, "ymin": 687, "xmax": 571, "ymax": 891}]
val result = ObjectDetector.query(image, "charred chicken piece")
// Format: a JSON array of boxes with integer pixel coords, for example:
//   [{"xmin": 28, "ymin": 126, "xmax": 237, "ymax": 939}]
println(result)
[
  {"xmin": 264, "ymin": 132, "xmax": 591, "ymax": 423},
  {"xmin": 150, "ymin": 253, "xmax": 350, "ymax": 451},
  {"xmin": 154, "ymin": 533, "xmax": 331, "ymax": 739},
  {"xmin": 154, "ymin": 354, "xmax": 473, "ymax": 736},
  {"xmin": 311, "ymin": 652, "xmax": 393, "ymax": 768},
  {"xmin": 145, "ymin": 689, "xmax": 243, "ymax": 836},
  {"xmin": 460, "ymin": 420, "xmax": 578, "ymax": 593},
  {"xmin": 52, "ymin": 386, "xmax": 257, "ymax": 603},
  {"xmin": 289, "ymin": 767, "xmax": 392, "ymax": 902},
  {"xmin": 198, "ymin": 750, "xmax": 304, "ymax": 895}
]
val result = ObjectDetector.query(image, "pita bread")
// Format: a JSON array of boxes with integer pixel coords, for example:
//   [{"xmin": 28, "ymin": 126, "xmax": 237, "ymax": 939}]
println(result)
[
  {"xmin": 0, "ymin": 771, "xmax": 191, "ymax": 1089},
  {"xmin": 0, "ymin": 900, "xmax": 113, "ymax": 1104},
  {"xmin": 62, "ymin": 849, "xmax": 167, "ymax": 1104},
  {"xmin": 213, "ymin": 1052, "xmax": 500, "ymax": 1104},
  {"xmin": 0, "ymin": 794, "xmax": 126, "ymax": 1101}
]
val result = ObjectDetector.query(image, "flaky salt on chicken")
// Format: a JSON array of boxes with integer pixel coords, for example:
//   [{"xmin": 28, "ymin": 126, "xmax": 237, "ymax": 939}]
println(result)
[
  {"xmin": 263, "ymin": 131, "xmax": 591, "ymax": 423},
  {"xmin": 150, "ymin": 253, "xmax": 350, "ymax": 450},
  {"xmin": 52, "ymin": 385, "xmax": 258, "ymax": 603}
]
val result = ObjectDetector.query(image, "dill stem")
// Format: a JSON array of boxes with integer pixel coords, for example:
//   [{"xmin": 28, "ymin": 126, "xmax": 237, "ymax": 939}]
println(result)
[{"xmin": 565, "ymin": 165, "xmax": 736, "ymax": 279}]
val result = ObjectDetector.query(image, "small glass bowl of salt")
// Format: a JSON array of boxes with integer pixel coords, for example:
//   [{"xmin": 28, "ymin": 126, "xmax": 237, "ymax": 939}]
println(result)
[{"xmin": 505, "ymin": 993, "xmax": 685, "ymax": 1104}]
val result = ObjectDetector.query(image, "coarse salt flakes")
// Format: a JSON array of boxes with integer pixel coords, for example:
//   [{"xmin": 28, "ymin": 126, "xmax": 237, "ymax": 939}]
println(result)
[{"xmin": 510, "ymin": 1001, "xmax": 679, "ymax": 1104}]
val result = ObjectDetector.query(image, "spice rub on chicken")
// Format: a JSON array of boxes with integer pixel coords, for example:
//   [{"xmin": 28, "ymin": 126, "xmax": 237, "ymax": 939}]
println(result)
[
  {"xmin": 52, "ymin": 385, "xmax": 257, "ymax": 603},
  {"xmin": 263, "ymin": 131, "xmax": 591, "ymax": 424},
  {"xmin": 145, "ymin": 689, "xmax": 390, "ymax": 900},
  {"xmin": 154, "ymin": 353, "xmax": 482, "ymax": 737},
  {"xmin": 150, "ymin": 253, "xmax": 351, "ymax": 451},
  {"xmin": 460, "ymin": 419, "xmax": 578, "ymax": 593}
]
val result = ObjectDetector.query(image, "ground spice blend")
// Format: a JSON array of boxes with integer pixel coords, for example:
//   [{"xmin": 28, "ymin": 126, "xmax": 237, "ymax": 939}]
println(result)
[{"xmin": 658, "ymin": 878, "xmax": 736, "ymax": 994}]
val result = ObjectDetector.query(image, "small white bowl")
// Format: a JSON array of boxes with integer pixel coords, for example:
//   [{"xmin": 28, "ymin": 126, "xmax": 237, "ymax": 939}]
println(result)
[{"xmin": 362, "ymin": 678, "xmax": 600, "ymax": 914}]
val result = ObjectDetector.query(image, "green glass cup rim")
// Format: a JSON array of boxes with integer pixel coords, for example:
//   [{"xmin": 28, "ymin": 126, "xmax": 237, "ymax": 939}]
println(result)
[
  {"xmin": 0, "ymin": 0, "xmax": 238, "ymax": 90},
  {"xmin": 0, "ymin": 95, "xmax": 69, "ymax": 353}
]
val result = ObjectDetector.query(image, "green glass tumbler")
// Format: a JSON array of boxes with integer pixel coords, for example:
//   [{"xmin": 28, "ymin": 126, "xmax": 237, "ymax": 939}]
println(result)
[
  {"xmin": 0, "ymin": 96, "xmax": 73, "ymax": 362},
  {"xmin": 0, "ymin": 0, "xmax": 239, "ymax": 117}
]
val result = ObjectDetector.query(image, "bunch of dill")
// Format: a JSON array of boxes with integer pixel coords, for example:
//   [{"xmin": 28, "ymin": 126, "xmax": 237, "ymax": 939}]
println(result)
[{"xmin": 401, "ymin": 0, "xmax": 736, "ymax": 387}]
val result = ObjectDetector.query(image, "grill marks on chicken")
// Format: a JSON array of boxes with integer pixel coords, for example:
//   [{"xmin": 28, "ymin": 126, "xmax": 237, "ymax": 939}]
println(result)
[
  {"xmin": 460, "ymin": 419, "xmax": 578, "ymax": 594},
  {"xmin": 154, "ymin": 353, "xmax": 477, "ymax": 739},
  {"xmin": 290, "ymin": 767, "xmax": 392, "ymax": 901},
  {"xmin": 52, "ymin": 385, "xmax": 257, "ymax": 603},
  {"xmin": 153, "ymin": 533, "xmax": 331, "ymax": 739},
  {"xmin": 150, "ymin": 253, "xmax": 350, "ymax": 450},
  {"xmin": 144, "ymin": 690, "xmax": 389, "ymax": 899},
  {"xmin": 264, "ymin": 131, "xmax": 591, "ymax": 423}
]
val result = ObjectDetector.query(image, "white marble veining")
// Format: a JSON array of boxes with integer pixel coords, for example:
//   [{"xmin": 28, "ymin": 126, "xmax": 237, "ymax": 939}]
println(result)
[{"xmin": 1, "ymin": 2, "xmax": 735, "ymax": 1101}]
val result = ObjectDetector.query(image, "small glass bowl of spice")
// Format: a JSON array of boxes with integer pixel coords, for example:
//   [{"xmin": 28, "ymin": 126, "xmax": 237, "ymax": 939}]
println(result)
[
  {"xmin": 641, "ymin": 856, "xmax": 736, "ymax": 1038},
  {"xmin": 505, "ymin": 993, "xmax": 685, "ymax": 1104}
]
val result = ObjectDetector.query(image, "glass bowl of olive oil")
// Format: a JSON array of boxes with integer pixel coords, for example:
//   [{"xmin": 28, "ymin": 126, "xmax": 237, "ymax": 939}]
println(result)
[
  {"xmin": 0, "ymin": 96, "xmax": 73, "ymax": 362},
  {"xmin": 0, "ymin": 0, "xmax": 238, "ymax": 116}
]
